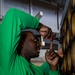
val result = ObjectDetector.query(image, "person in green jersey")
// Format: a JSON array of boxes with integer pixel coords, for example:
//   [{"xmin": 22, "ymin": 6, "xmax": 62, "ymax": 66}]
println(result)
[
  {"xmin": 16, "ymin": 30, "xmax": 60, "ymax": 75},
  {"xmin": 0, "ymin": 8, "xmax": 62, "ymax": 75}
]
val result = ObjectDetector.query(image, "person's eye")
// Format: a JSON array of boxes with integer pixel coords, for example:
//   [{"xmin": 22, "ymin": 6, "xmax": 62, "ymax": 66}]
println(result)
[{"xmin": 34, "ymin": 39, "xmax": 37, "ymax": 42}]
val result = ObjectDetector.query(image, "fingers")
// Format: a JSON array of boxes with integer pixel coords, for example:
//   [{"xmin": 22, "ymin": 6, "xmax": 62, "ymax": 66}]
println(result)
[
  {"xmin": 40, "ymin": 26, "xmax": 49, "ymax": 32},
  {"xmin": 44, "ymin": 27, "xmax": 56, "ymax": 41},
  {"xmin": 45, "ymin": 50, "xmax": 59, "ymax": 68},
  {"xmin": 44, "ymin": 28, "xmax": 52, "ymax": 39},
  {"xmin": 39, "ymin": 31, "xmax": 47, "ymax": 37},
  {"xmin": 57, "ymin": 47, "xmax": 63, "ymax": 58},
  {"xmin": 45, "ymin": 50, "xmax": 58, "ymax": 60},
  {"xmin": 49, "ymin": 51, "xmax": 58, "ymax": 60},
  {"xmin": 39, "ymin": 25, "xmax": 53, "ymax": 38},
  {"xmin": 50, "ymin": 52, "xmax": 58, "ymax": 60},
  {"xmin": 38, "ymin": 24, "xmax": 56, "ymax": 40},
  {"xmin": 39, "ymin": 26, "xmax": 49, "ymax": 37},
  {"xmin": 50, "ymin": 41, "xmax": 53, "ymax": 51},
  {"xmin": 45, "ymin": 50, "xmax": 49, "ymax": 58}
]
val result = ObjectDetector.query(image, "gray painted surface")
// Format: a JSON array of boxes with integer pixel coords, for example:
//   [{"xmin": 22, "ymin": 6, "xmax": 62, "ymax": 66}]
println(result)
[
  {"xmin": 0, "ymin": 0, "xmax": 65, "ymax": 57},
  {"xmin": 3, "ymin": 0, "xmax": 63, "ymax": 33}
]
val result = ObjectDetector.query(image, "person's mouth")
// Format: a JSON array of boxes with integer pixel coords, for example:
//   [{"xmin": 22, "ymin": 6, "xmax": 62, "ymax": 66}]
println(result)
[
  {"xmin": 37, "ymin": 50, "xmax": 40, "ymax": 53},
  {"xmin": 36, "ymin": 47, "xmax": 40, "ymax": 53}
]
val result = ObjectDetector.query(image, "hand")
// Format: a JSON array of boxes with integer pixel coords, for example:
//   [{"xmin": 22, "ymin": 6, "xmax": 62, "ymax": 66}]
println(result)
[
  {"xmin": 45, "ymin": 50, "xmax": 59, "ymax": 71},
  {"xmin": 37, "ymin": 23, "xmax": 56, "ymax": 40}
]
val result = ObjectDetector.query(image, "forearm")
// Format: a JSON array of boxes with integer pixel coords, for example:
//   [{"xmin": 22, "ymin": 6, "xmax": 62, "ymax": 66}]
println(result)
[
  {"xmin": 49, "ymin": 69, "xmax": 60, "ymax": 75},
  {"xmin": 49, "ymin": 64, "xmax": 60, "ymax": 75},
  {"xmin": 0, "ymin": 8, "xmax": 40, "ymax": 67},
  {"xmin": 36, "ymin": 23, "xmax": 44, "ymax": 31},
  {"xmin": 40, "ymin": 62, "xmax": 60, "ymax": 75},
  {"xmin": 10, "ymin": 8, "xmax": 40, "ymax": 29},
  {"xmin": 47, "ymin": 62, "xmax": 60, "ymax": 75},
  {"xmin": 50, "ymin": 65, "xmax": 58, "ymax": 71}
]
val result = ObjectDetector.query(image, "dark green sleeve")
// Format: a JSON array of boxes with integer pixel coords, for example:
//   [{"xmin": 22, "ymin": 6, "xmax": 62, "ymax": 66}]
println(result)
[
  {"xmin": 0, "ymin": 8, "xmax": 39, "ymax": 69},
  {"xmin": 40, "ymin": 62, "xmax": 60, "ymax": 75},
  {"xmin": 2, "ymin": 8, "xmax": 40, "ymax": 29}
]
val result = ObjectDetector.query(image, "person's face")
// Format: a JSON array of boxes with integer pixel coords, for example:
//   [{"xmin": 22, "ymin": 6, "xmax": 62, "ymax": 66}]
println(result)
[{"xmin": 23, "ymin": 32, "xmax": 41, "ymax": 58}]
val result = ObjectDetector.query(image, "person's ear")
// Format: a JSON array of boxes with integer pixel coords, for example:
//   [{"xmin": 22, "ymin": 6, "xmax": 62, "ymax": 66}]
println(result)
[{"xmin": 22, "ymin": 41, "xmax": 27, "ymax": 47}]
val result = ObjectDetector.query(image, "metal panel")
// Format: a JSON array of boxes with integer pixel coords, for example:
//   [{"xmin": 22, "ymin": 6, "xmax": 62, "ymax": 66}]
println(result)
[{"xmin": 60, "ymin": 0, "xmax": 71, "ymax": 26}]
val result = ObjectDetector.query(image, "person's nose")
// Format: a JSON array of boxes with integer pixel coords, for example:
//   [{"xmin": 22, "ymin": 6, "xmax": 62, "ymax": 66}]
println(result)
[{"xmin": 37, "ymin": 41, "xmax": 41, "ymax": 48}]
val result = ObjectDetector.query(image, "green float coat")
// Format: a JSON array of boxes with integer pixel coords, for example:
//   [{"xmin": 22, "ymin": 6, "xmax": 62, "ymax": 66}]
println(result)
[{"xmin": 0, "ymin": 8, "xmax": 60, "ymax": 75}]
